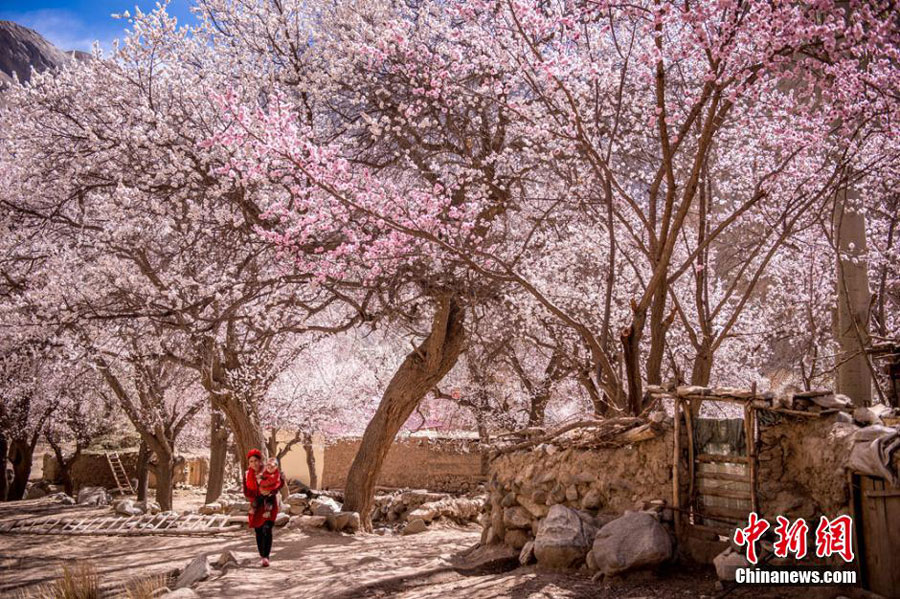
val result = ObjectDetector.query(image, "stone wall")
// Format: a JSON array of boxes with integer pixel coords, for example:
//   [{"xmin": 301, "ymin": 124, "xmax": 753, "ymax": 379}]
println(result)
[
  {"xmin": 321, "ymin": 436, "xmax": 485, "ymax": 493},
  {"xmin": 483, "ymin": 430, "xmax": 674, "ymax": 550}
]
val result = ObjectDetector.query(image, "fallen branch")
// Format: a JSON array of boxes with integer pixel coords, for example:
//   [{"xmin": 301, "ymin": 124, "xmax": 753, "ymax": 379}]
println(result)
[{"xmin": 489, "ymin": 417, "xmax": 643, "ymax": 459}]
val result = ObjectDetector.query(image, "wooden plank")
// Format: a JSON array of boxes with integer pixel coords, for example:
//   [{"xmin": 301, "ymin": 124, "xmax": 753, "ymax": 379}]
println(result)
[
  {"xmin": 696, "ymin": 454, "xmax": 749, "ymax": 464},
  {"xmin": 696, "ymin": 470, "xmax": 749, "ymax": 483},
  {"xmin": 698, "ymin": 504, "xmax": 751, "ymax": 521},
  {"xmin": 863, "ymin": 489, "xmax": 900, "ymax": 498},
  {"xmin": 698, "ymin": 486, "xmax": 752, "ymax": 501},
  {"xmin": 685, "ymin": 400, "xmax": 696, "ymax": 515},
  {"xmin": 746, "ymin": 404, "xmax": 758, "ymax": 514}
]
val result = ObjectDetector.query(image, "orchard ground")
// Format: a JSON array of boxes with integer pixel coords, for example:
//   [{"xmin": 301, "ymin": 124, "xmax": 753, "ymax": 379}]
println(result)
[{"xmin": 2, "ymin": 493, "xmax": 838, "ymax": 599}]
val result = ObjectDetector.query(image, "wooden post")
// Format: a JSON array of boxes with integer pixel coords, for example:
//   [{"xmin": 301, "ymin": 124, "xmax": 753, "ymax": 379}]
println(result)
[
  {"xmin": 684, "ymin": 399, "xmax": 696, "ymax": 519},
  {"xmin": 744, "ymin": 402, "xmax": 758, "ymax": 515},
  {"xmin": 673, "ymin": 398, "xmax": 682, "ymax": 533}
]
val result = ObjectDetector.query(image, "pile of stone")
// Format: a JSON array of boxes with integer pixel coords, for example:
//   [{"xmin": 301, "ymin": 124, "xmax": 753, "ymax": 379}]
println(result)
[
  {"xmin": 371, "ymin": 489, "xmax": 484, "ymax": 527},
  {"xmin": 197, "ymin": 490, "xmax": 359, "ymax": 533}
]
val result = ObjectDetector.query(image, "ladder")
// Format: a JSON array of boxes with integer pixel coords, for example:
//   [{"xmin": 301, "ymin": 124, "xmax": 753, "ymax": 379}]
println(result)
[
  {"xmin": 0, "ymin": 512, "xmax": 243, "ymax": 536},
  {"xmin": 106, "ymin": 452, "xmax": 136, "ymax": 495}
]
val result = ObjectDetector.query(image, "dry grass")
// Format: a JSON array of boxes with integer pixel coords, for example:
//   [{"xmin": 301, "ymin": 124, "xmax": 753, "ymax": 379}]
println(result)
[
  {"xmin": 121, "ymin": 572, "xmax": 170, "ymax": 599},
  {"xmin": 16, "ymin": 562, "xmax": 100, "ymax": 599}
]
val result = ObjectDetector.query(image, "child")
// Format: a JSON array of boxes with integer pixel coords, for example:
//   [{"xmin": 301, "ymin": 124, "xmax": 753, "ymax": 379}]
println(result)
[{"xmin": 254, "ymin": 457, "xmax": 281, "ymax": 518}]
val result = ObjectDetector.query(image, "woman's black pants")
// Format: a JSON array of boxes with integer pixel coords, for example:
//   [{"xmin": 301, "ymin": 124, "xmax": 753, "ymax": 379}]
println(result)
[{"xmin": 254, "ymin": 521, "xmax": 274, "ymax": 557}]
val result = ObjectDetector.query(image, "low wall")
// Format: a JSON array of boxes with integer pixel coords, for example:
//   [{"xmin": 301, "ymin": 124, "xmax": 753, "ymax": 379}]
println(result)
[
  {"xmin": 322, "ymin": 437, "xmax": 485, "ymax": 493},
  {"xmin": 483, "ymin": 428, "xmax": 673, "ymax": 549},
  {"xmin": 43, "ymin": 451, "xmax": 208, "ymax": 493}
]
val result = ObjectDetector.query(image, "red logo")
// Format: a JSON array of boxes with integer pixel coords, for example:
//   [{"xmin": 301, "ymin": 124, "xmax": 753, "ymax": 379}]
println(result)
[
  {"xmin": 733, "ymin": 512, "xmax": 770, "ymax": 564},
  {"xmin": 814, "ymin": 515, "xmax": 854, "ymax": 562},
  {"xmin": 773, "ymin": 516, "xmax": 809, "ymax": 559}
]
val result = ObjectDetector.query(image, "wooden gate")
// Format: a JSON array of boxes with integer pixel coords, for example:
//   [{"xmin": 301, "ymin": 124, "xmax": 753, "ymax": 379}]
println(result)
[
  {"xmin": 674, "ymin": 398, "xmax": 757, "ymax": 539},
  {"xmin": 850, "ymin": 473, "xmax": 900, "ymax": 598}
]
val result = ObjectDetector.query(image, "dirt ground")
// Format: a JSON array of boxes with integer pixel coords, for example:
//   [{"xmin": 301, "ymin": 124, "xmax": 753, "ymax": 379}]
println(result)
[{"xmin": 0, "ymin": 496, "xmax": 859, "ymax": 599}]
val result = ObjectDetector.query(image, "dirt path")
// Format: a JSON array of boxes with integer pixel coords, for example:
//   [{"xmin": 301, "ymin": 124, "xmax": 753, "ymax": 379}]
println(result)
[{"xmin": 0, "ymin": 498, "xmax": 834, "ymax": 599}]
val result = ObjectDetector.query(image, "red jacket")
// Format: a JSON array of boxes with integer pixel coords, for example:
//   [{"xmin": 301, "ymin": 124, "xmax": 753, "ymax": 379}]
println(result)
[{"xmin": 243, "ymin": 467, "xmax": 285, "ymax": 529}]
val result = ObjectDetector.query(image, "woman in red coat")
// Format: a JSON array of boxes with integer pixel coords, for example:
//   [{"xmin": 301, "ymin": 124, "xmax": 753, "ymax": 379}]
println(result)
[{"xmin": 244, "ymin": 449, "xmax": 285, "ymax": 567}]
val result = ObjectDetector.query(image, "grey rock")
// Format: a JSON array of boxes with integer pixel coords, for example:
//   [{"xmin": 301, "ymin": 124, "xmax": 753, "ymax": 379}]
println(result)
[
  {"xmin": 274, "ymin": 512, "xmax": 290, "ymax": 527},
  {"xmin": 503, "ymin": 506, "xmax": 533, "ymax": 529},
  {"xmin": 213, "ymin": 550, "xmax": 238, "ymax": 569},
  {"xmin": 114, "ymin": 499, "xmax": 143, "ymax": 516},
  {"xmin": 76, "ymin": 486, "xmax": 109, "ymax": 506},
  {"xmin": 310, "ymin": 496, "xmax": 342, "ymax": 516},
  {"xmin": 402, "ymin": 518, "xmax": 428, "ymax": 535},
  {"xmin": 534, "ymin": 505, "xmax": 598, "ymax": 569},
  {"xmin": 591, "ymin": 511, "xmax": 673, "ymax": 576},
  {"xmin": 714, "ymin": 547, "xmax": 749, "ymax": 581},
  {"xmin": 175, "ymin": 555, "xmax": 210, "ymax": 588},
  {"xmin": 326, "ymin": 511, "xmax": 360, "ymax": 533}
]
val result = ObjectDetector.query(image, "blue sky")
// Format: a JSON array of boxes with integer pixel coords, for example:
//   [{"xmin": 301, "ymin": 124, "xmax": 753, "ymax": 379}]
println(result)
[{"xmin": 0, "ymin": 0, "xmax": 198, "ymax": 52}]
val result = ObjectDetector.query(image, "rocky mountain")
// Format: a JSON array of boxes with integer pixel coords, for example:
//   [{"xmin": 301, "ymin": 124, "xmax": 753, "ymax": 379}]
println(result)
[{"xmin": 0, "ymin": 20, "xmax": 89, "ymax": 89}]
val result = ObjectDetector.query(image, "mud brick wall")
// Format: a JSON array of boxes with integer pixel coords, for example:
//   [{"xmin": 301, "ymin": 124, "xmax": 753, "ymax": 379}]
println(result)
[
  {"xmin": 321, "ymin": 437, "xmax": 485, "ymax": 493},
  {"xmin": 43, "ymin": 451, "xmax": 208, "ymax": 493}
]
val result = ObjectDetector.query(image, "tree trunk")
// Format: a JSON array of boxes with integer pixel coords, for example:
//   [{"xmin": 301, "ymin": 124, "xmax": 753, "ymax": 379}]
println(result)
[
  {"xmin": 621, "ymin": 310, "xmax": 647, "ymax": 416},
  {"xmin": 834, "ymin": 183, "xmax": 872, "ymax": 406},
  {"xmin": 527, "ymin": 390, "xmax": 551, "ymax": 427},
  {"xmin": 646, "ymin": 290, "xmax": 668, "ymax": 385},
  {"xmin": 343, "ymin": 296, "xmax": 465, "ymax": 531},
  {"xmin": 152, "ymin": 452, "xmax": 176, "ymax": 512},
  {"xmin": 8, "ymin": 438, "xmax": 33, "ymax": 501},
  {"xmin": 476, "ymin": 422, "xmax": 490, "ymax": 477},
  {"xmin": 303, "ymin": 432, "xmax": 318, "ymax": 490},
  {"xmin": 136, "ymin": 440, "xmax": 150, "ymax": 502},
  {"xmin": 0, "ymin": 433, "xmax": 8, "ymax": 502},
  {"xmin": 212, "ymin": 395, "xmax": 266, "ymax": 473},
  {"xmin": 205, "ymin": 409, "xmax": 229, "ymax": 503},
  {"xmin": 690, "ymin": 343, "xmax": 713, "ymax": 387}
]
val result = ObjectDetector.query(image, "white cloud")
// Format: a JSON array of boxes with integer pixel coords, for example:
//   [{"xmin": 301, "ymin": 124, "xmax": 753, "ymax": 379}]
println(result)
[{"xmin": 0, "ymin": 8, "xmax": 121, "ymax": 53}]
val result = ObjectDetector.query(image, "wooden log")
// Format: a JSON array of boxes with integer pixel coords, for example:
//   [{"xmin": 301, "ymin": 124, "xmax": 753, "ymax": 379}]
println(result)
[
  {"xmin": 685, "ymin": 400, "xmax": 696, "ymax": 513},
  {"xmin": 746, "ymin": 404, "xmax": 759, "ymax": 515}
]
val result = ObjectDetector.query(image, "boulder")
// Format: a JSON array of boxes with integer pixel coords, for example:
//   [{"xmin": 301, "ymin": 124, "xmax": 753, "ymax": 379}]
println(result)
[
  {"xmin": 289, "ymin": 515, "xmax": 327, "ymax": 529},
  {"xmin": 114, "ymin": 499, "xmax": 143, "ymax": 516},
  {"xmin": 213, "ymin": 550, "xmax": 238, "ymax": 569},
  {"xmin": 402, "ymin": 518, "xmax": 428, "ymax": 535},
  {"xmin": 175, "ymin": 555, "xmax": 210, "ymax": 588},
  {"xmin": 503, "ymin": 506, "xmax": 533, "ymax": 529},
  {"xmin": 77, "ymin": 486, "xmax": 109, "ymax": 506},
  {"xmin": 48, "ymin": 492, "xmax": 76, "ymax": 505},
  {"xmin": 533, "ymin": 505, "xmax": 598, "ymax": 569},
  {"xmin": 286, "ymin": 493, "xmax": 308, "ymax": 507},
  {"xmin": 232, "ymin": 501, "xmax": 252, "ymax": 514},
  {"xmin": 198, "ymin": 502, "xmax": 222, "ymax": 515},
  {"xmin": 714, "ymin": 547, "xmax": 749, "ymax": 581},
  {"xmin": 289, "ymin": 504, "xmax": 306, "ymax": 515},
  {"xmin": 326, "ymin": 511, "xmax": 360, "ymax": 533},
  {"xmin": 274, "ymin": 512, "xmax": 290, "ymax": 527},
  {"xmin": 310, "ymin": 496, "xmax": 342, "ymax": 517},
  {"xmin": 580, "ymin": 489, "xmax": 603, "ymax": 510},
  {"xmin": 590, "ymin": 511, "xmax": 672, "ymax": 576},
  {"xmin": 135, "ymin": 500, "xmax": 161, "ymax": 514},
  {"xmin": 161, "ymin": 590, "xmax": 199, "ymax": 599}
]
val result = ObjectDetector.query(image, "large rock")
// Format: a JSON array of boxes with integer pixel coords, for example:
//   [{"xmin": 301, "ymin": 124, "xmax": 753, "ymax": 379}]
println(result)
[
  {"xmin": 310, "ymin": 496, "xmax": 342, "ymax": 517},
  {"xmin": 288, "ymin": 515, "xmax": 327, "ymax": 529},
  {"xmin": 161, "ymin": 589, "xmax": 199, "ymax": 598},
  {"xmin": 326, "ymin": 511, "xmax": 360, "ymax": 533},
  {"xmin": 533, "ymin": 505, "xmax": 598, "ymax": 569},
  {"xmin": 225, "ymin": 501, "xmax": 251, "ymax": 515},
  {"xmin": 77, "ymin": 486, "xmax": 109, "ymax": 506},
  {"xmin": 286, "ymin": 493, "xmax": 308, "ymax": 507},
  {"xmin": 198, "ymin": 502, "xmax": 222, "ymax": 515},
  {"xmin": 175, "ymin": 555, "xmax": 210, "ymax": 588},
  {"xmin": 403, "ymin": 518, "xmax": 428, "ymax": 535},
  {"xmin": 274, "ymin": 512, "xmax": 290, "ymax": 527},
  {"xmin": 213, "ymin": 550, "xmax": 238, "ymax": 569},
  {"xmin": 135, "ymin": 499, "xmax": 161, "ymax": 514},
  {"xmin": 714, "ymin": 547, "xmax": 749, "ymax": 581},
  {"xmin": 503, "ymin": 506, "xmax": 533, "ymax": 529},
  {"xmin": 590, "ymin": 511, "xmax": 673, "ymax": 576},
  {"xmin": 48, "ymin": 492, "xmax": 76, "ymax": 505},
  {"xmin": 114, "ymin": 499, "xmax": 143, "ymax": 516}
]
